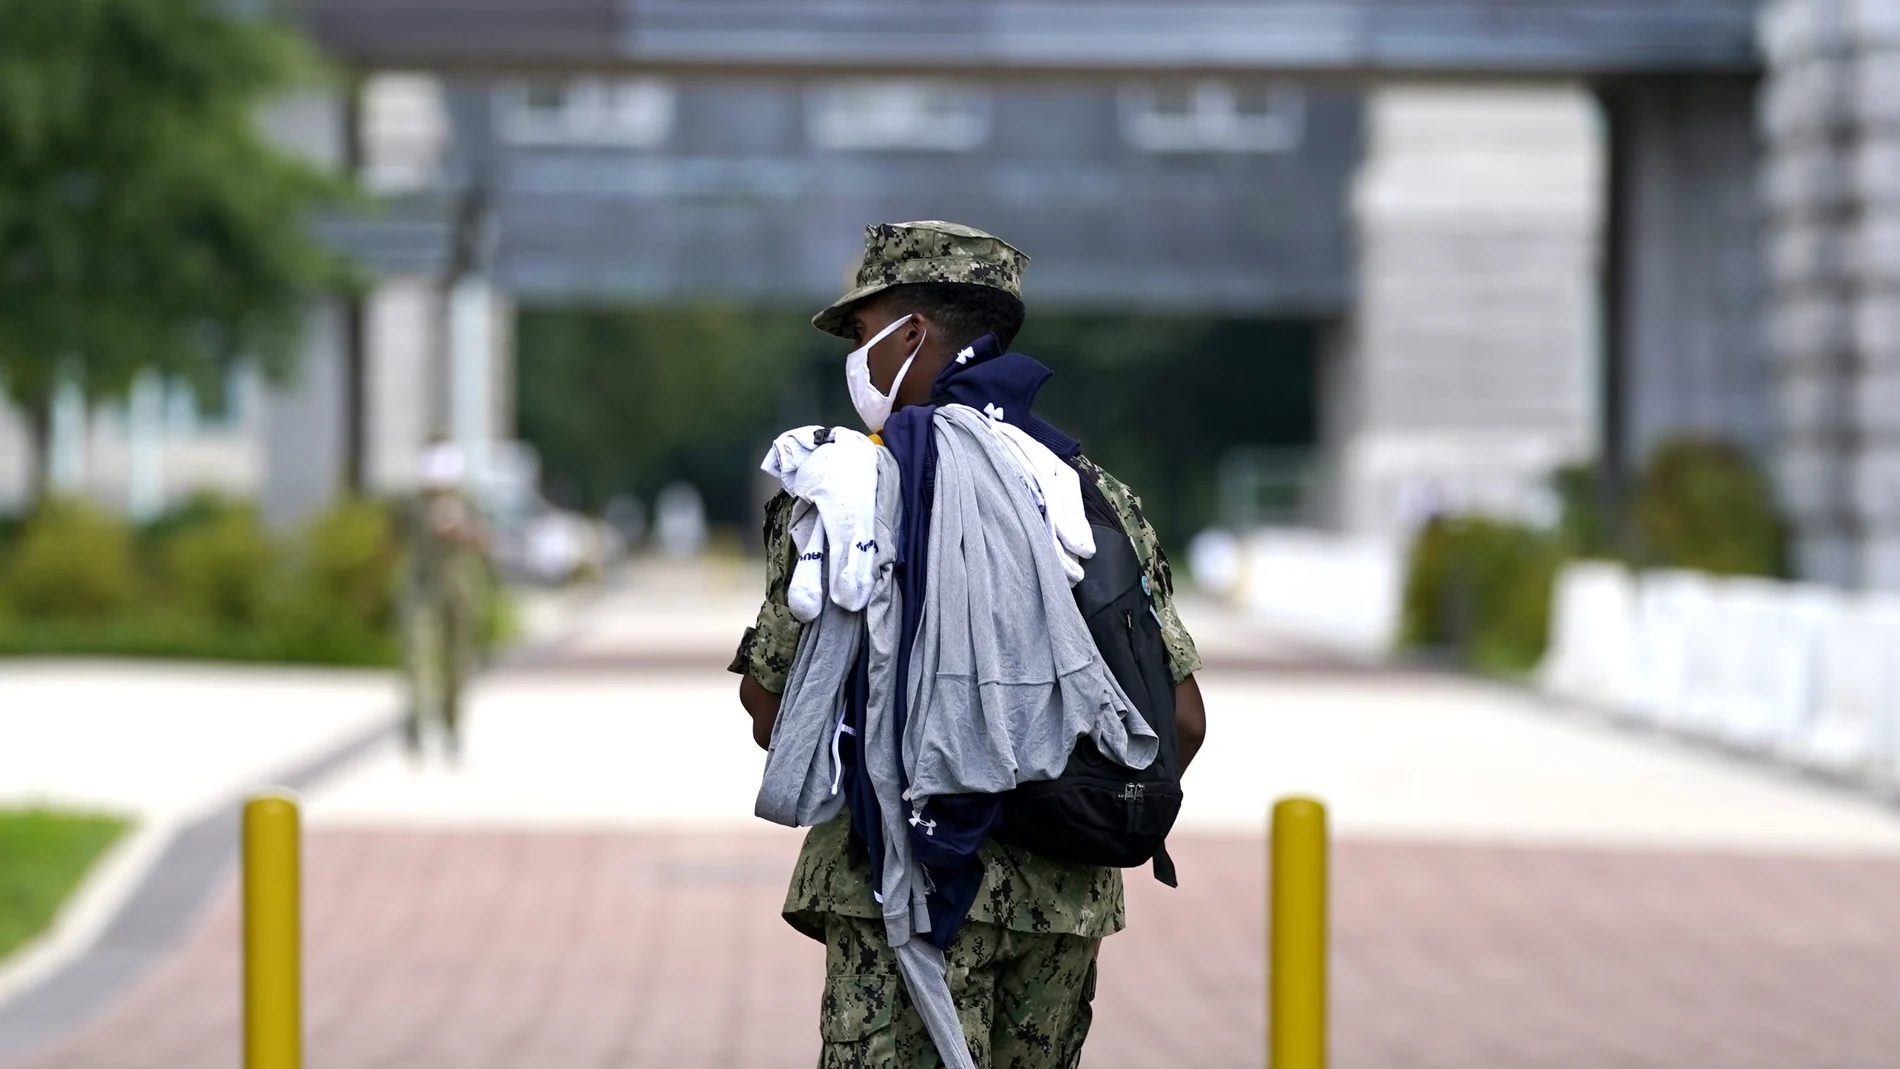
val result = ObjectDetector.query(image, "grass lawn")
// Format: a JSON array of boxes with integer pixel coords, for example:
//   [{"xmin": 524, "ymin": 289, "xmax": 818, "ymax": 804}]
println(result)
[{"xmin": 0, "ymin": 808, "xmax": 130, "ymax": 961}]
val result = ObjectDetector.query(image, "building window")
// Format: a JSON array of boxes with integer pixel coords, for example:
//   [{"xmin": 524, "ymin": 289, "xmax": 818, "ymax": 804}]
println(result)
[
  {"xmin": 806, "ymin": 81, "xmax": 991, "ymax": 151},
  {"xmin": 361, "ymin": 73, "xmax": 449, "ymax": 193},
  {"xmin": 1119, "ymin": 81, "xmax": 1306, "ymax": 153},
  {"xmin": 497, "ymin": 78, "xmax": 676, "ymax": 147}
]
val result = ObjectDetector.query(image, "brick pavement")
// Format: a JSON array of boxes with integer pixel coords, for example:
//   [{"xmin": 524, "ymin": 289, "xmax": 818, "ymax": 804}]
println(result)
[{"xmin": 13, "ymin": 830, "xmax": 1900, "ymax": 1069}]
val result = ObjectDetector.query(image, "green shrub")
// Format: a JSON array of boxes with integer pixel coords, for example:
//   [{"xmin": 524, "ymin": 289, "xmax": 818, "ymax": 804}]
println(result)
[
  {"xmin": 0, "ymin": 514, "xmax": 22, "ymax": 561},
  {"xmin": 271, "ymin": 498, "xmax": 402, "ymax": 663},
  {"xmin": 1631, "ymin": 437, "xmax": 1783, "ymax": 577},
  {"xmin": 160, "ymin": 499, "xmax": 278, "ymax": 627},
  {"xmin": 0, "ymin": 494, "xmax": 523, "ymax": 668},
  {"xmin": 136, "ymin": 493, "xmax": 234, "ymax": 556},
  {"xmin": 1550, "ymin": 461, "xmax": 1619, "ymax": 559},
  {"xmin": 1401, "ymin": 515, "xmax": 1564, "ymax": 675},
  {"xmin": 2, "ymin": 499, "xmax": 139, "ymax": 619}
]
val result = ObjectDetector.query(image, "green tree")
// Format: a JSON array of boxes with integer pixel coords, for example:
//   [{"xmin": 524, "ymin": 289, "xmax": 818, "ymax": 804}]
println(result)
[
  {"xmin": 516, "ymin": 305, "xmax": 816, "ymax": 521},
  {"xmin": 516, "ymin": 307, "xmax": 1321, "ymax": 540},
  {"xmin": 1015, "ymin": 315, "xmax": 1319, "ymax": 544},
  {"xmin": 0, "ymin": 0, "xmax": 352, "ymax": 501}
]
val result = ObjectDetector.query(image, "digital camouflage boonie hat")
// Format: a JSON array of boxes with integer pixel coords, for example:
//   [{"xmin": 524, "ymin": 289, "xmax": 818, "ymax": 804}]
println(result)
[{"xmin": 811, "ymin": 220, "xmax": 1028, "ymax": 338}]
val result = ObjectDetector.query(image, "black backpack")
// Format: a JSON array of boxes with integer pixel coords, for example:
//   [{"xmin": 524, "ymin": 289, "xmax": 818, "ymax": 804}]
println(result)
[{"xmin": 991, "ymin": 470, "xmax": 1183, "ymax": 886}]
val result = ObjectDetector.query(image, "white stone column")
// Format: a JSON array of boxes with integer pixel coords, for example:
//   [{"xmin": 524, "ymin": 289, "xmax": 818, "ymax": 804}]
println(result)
[
  {"xmin": 449, "ymin": 274, "xmax": 495, "ymax": 483},
  {"xmin": 1328, "ymin": 84, "xmax": 1603, "ymax": 538},
  {"xmin": 125, "ymin": 370, "xmax": 165, "ymax": 520},
  {"xmin": 48, "ymin": 373, "xmax": 88, "ymax": 497},
  {"xmin": 262, "ymin": 302, "xmax": 349, "ymax": 528},
  {"xmin": 364, "ymin": 277, "xmax": 439, "ymax": 492}
]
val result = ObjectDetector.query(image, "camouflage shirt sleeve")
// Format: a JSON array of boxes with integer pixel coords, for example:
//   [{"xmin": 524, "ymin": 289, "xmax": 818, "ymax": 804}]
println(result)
[
  {"xmin": 728, "ymin": 490, "xmax": 804, "ymax": 694},
  {"xmin": 1072, "ymin": 455, "xmax": 1204, "ymax": 683}
]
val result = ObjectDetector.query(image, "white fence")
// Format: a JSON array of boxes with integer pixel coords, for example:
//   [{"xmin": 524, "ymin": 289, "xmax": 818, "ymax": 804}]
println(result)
[{"xmin": 1542, "ymin": 562, "xmax": 1900, "ymax": 786}]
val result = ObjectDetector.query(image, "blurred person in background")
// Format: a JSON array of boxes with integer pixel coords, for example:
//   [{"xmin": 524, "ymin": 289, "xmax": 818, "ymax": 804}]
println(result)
[
  {"xmin": 400, "ymin": 437, "xmax": 489, "ymax": 762},
  {"xmin": 733, "ymin": 221, "xmax": 1209, "ymax": 1068}
]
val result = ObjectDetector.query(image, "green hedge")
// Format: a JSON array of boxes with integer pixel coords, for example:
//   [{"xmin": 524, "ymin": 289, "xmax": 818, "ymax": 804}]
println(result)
[
  {"xmin": 0, "ymin": 495, "xmax": 503, "ymax": 666},
  {"xmin": 1400, "ymin": 435, "xmax": 1785, "ymax": 677},
  {"xmin": 1630, "ymin": 437, "xmax": 1784, "ymax": 577},
  {"xmin": 3, "ymin": 499, "xmax": 140, "ymax": 619},
  {"xmin": 1400, "ymin": 515, "xmax": 1564, "ymax": 675}
]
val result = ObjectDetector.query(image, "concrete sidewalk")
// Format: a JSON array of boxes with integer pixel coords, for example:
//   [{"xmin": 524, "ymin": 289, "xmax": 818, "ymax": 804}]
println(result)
[
  {"xmin": 302, "ymin": 667, "xmax": 1900, "ymax": 855},
  {"xmin": 0, "ymin": 660, "xmax": 398, "ymax": 823},
  {"xmin": 13, "ymin": 828, "xmax": 1900, "ymax": 1069},
  {"xmin": 12, "ymin": 564, "xmax": 1900, "ymax": 1067},
  {"xmin": 0, "ymin": 660, "xmax": 400, "ymax": 1047}
]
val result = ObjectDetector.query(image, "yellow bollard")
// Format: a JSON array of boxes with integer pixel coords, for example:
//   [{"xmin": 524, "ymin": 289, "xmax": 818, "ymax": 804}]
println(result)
[
  {"xmin": 243, "ymin": 791, "xmax": 301, "ymax": 1069},
  {"xmin": 1270, "ymin": 796, "xmax": 1327, "ymax": 1069}
]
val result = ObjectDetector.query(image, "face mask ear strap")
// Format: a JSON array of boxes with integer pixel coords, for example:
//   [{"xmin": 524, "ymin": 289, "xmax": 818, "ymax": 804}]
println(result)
[
  {"xmin": 860, "ymin": 312, "xmax": 914, "ymax": 354},
  {"xmin": 888, "ymin": 327, "xmax": 926, "ymax": 401}
]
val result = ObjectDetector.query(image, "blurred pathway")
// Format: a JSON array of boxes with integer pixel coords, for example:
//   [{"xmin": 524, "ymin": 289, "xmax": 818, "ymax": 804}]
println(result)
[{"xmin": 10, "ymin": 561, "xmax": 1900, "ymax": 1068}]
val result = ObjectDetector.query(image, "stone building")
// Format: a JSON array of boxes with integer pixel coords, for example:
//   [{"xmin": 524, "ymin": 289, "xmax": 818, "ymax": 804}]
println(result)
[
  {"xmin": 1758, "ymin": 0, "xmax": 1900, "ymax": 587},
  {"xmin": 26, "ymin": 1, "xmax": 1888, "ymax": 598}
]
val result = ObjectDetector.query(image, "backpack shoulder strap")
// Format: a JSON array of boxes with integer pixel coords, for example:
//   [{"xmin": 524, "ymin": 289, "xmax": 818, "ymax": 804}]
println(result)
[
  {"xmin": 1070, "ymin": 463, "xmax": 1143, "ymax": 616},
  {"xmin": 1073, "ymin": 461, "xmax": 1123, "ymax": 531}
]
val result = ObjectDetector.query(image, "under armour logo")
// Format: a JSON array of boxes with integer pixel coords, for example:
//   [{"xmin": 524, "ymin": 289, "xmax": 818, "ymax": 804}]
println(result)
[
  {"xmin": 908, "ymin": 812, "xmax": 938, "ymax": 836},
  {"xmin": 956, "ymin": 346, "xmax": 975, "ymax": 364},
  {"xmin": 982, "ymin": 403, "xmax": 1005, "ymax": 421}
]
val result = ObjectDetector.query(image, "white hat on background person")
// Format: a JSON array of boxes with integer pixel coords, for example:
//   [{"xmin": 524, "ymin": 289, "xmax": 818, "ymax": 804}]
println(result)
[{"xmin": 420, "ymin": 442, "xmax": 467, "ymax": 490}]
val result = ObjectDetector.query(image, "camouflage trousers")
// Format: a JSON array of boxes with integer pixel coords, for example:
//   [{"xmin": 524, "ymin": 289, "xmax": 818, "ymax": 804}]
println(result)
[
  {"xmin": 818, "ymin": 914, "xmax": 1100, "ymax": 1069},
  {"xmin": 400, "ymin": 597, "xmax": 471, "ymax": 754}
]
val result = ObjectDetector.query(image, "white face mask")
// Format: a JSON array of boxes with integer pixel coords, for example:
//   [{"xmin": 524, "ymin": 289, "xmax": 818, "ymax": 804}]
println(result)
[{"xmin": 845, "ymin": 313, "xmax": 925, "ymax": 432}]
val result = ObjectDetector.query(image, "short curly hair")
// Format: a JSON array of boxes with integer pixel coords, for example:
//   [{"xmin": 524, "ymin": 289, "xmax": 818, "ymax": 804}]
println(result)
[{"xmin": 881, "ymin": 282, "xmax": 1027, "ymax": 352}]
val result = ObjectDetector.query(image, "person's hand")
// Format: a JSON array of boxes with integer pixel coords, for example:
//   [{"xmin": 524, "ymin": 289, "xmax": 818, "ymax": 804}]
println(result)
[{"xmin": 739, "ymin": 674, "xmax": 783, "ymax": 751}]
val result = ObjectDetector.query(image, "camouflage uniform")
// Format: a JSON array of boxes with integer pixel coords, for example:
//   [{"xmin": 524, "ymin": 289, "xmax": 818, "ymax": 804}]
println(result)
[
  {"xmin": 399, "ymin": 489, "xmax": 484, "ymax": 757},
  {"xmin": 733, "ymin": 220, "xmax": 1202, "ymax": 1068},
  {"xmin": 818, "ymin": 914, "xmax": 1099, "ymax": 1069}
]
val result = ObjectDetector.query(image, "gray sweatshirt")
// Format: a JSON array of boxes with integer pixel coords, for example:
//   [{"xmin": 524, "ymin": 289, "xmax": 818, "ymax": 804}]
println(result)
[
  {"xmin": 755, "ymin": 451, "xmax": 900, "ymax": 829},
  {"xmin": 903, "ymin": 405, "xmax": 1157, "ymax": 805}
]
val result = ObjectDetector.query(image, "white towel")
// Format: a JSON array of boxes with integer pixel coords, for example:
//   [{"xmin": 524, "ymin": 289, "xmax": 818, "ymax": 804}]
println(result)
[
  {"xmin": 976, "ymin": 414, "xmax": 1095, "ymax": 584},
  {"xmin": 761, "ymin": 426, "xmax": 884, "ymax": 613}
]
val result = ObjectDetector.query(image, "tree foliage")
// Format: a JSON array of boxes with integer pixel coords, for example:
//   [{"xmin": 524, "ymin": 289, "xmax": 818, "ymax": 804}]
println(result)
[
  {"xmin": 516, "ymin": 305, "xmax": 819, "ymax": 522},
  {"xmin": 1015, "ymin": 316, "xmax": 1318, "ymax": 545},
  {"xmin": 0, "ymin": 0, "xmax": 353, "ymax": 496}
]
